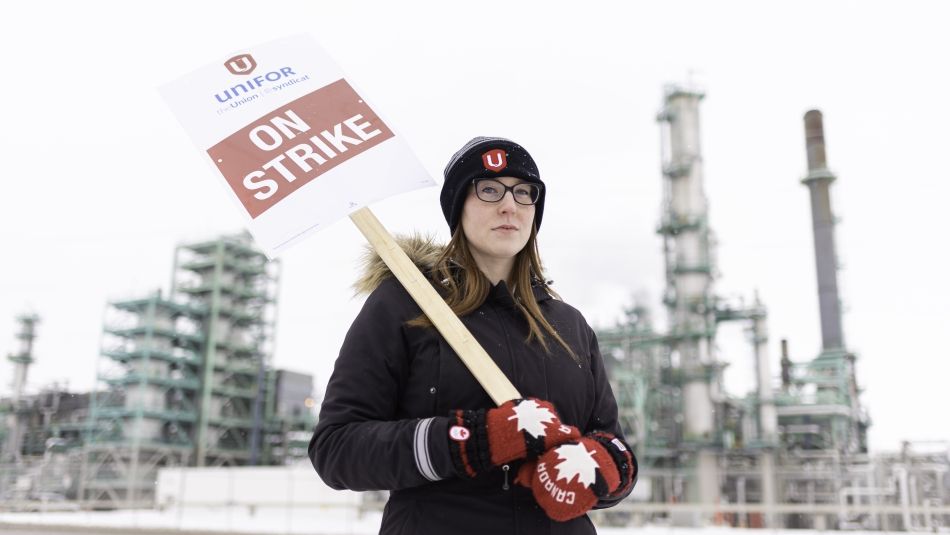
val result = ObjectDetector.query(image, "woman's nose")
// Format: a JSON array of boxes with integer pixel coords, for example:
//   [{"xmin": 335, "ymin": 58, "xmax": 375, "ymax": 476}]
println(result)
[{"xmin": 497, "ymin": 190, "xmax": 518, "ymax": 212}]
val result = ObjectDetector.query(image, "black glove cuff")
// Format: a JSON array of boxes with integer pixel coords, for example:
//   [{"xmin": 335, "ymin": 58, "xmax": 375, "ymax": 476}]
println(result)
[
  {"xmin": 448, "ymin": 409, "xmax": 492, "ymax": 478},
  {"xmin": 588, "ymin": 432, "xmax": 637, "ymax": 497}
]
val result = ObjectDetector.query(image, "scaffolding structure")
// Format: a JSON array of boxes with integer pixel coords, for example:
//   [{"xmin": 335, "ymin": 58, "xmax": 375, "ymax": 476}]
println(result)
[{"xmin": 79, "ymin": 232, "xmax": 284, "ymax": 508}]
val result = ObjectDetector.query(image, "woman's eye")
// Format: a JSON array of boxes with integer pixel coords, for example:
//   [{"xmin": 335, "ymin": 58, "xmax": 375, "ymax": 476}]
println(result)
[{"xmin": 480, "ymin": 186, "xmax": 498, "ymax": 195}]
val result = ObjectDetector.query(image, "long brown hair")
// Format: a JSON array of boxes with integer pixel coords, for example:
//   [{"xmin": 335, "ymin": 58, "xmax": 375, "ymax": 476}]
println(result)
[{"xmin": 409, "ymin": 223, "xmax": 578, "ymax": 362}]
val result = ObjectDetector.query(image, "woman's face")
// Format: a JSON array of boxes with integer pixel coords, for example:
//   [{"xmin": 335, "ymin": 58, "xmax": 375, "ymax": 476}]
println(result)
[{"xmin": 460, "ymin": 176, "xmax": 536, "ymax": 265}]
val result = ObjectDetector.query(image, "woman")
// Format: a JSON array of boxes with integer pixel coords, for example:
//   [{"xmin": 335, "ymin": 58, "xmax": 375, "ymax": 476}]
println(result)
[{"xmin": 309, "ymin": 137, "xmax": 637, "ymax": 534}]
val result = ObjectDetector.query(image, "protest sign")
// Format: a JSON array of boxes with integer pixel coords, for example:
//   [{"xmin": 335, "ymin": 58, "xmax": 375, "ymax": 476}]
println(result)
[{"xmin": 161, "ymin": 34, "xmax": 434, "ymax": 255}]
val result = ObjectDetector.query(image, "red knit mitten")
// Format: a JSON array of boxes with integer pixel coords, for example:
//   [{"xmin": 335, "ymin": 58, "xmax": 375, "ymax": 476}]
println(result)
[
  {"xmin": 448, "ymin": 398, "xmax": 580, "ymax": 478},
  {"xmin": 527, "ymin": 432, "xmax": 637, "ymax": 522}
]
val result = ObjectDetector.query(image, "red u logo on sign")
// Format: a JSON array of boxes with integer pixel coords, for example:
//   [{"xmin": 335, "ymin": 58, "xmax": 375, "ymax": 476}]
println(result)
[
  {"xmin": 225, "ymin": 54, "xmax": 257, "ymax": 75},
  {"xmin": 482, "ymin": 149, "xmax": 507, "ymax": 172}
]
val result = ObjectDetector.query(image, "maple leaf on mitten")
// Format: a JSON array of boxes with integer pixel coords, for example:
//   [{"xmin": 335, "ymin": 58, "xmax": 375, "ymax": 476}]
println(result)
[
  {"xmin": 529, "ymin": 433, "xmax": 636, "ymax": 522},
  {"xmin": 448, "ymin": 398, "xmax": 580, "ymax": 478}
]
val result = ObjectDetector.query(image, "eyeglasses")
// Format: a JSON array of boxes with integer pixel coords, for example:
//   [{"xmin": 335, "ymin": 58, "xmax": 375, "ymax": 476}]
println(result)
[{"xmin": 471, "ymin": 179, "xmax": 543, "ymax": 205}]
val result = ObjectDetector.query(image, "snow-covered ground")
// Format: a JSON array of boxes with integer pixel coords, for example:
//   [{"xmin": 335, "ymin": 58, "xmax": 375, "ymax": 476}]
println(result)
[
  {"xmin": 0, "ymin": 505, "xmax": 383, "ymax": 534},
  {"xmin": 0, "ymin": 507, "xmax": 905, "ymax": 535}
]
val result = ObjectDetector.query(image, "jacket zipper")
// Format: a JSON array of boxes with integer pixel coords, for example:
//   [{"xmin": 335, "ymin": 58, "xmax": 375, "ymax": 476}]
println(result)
[
  {"xmin": 490, "ymin": 301, "xmax": 518, "ymax": 398},
  {"xmin": 502, "ymin": 464, "xmax": 510, "ymax": 490}
]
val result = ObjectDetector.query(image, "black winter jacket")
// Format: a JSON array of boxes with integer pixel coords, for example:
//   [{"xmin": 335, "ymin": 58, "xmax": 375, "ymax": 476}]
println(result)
[{"xmin": 309, "ymin": 240, "xmax": 634, "ymax": 535}]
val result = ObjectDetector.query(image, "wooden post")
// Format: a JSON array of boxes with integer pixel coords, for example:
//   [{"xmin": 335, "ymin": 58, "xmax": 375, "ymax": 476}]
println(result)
[{"xmin": 349, "ymin": 207, "xmax": 520, "ymax": 405}]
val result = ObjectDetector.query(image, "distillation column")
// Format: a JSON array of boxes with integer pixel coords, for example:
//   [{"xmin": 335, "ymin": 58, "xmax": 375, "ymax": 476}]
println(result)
[
  {"xmin": 3, "ymin": 313, "xmax": 40, "ymax": 462},
  {"xmin": 657, "ymin": 85, "xmax": 720, "ymax": 522}
]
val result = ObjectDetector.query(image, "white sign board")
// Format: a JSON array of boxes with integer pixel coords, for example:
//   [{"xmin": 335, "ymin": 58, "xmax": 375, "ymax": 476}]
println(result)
[{"xmin": 161, "ymin": 34, "xmax": 434, "ymax": 256}]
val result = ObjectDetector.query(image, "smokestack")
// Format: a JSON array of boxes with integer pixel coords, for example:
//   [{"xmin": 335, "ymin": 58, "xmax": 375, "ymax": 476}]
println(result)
[
  {"xmin": 802, "ymin": 110, "xmax": 845, "ymax": 351},
  {"xmin": 780, "ymin": 338, "xmax": 791, "ymax": 390}
]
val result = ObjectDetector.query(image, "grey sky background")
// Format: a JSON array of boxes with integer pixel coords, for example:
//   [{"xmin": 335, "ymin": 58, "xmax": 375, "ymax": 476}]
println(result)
[{"xmin": 1, "ymin": 0, "xmax": 947, "ymax": 453}]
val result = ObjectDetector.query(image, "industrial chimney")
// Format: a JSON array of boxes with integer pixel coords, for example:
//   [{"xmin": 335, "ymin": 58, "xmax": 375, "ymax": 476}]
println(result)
[{"xmin": 802, "ymin": 110, "xmax": 845, "ymax": 351}]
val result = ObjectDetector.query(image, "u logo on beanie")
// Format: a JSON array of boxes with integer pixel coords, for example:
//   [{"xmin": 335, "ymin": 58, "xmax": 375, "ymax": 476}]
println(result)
[{"xmin": 482, "ymin": 149, "xmax": 507, "ymax": 172}]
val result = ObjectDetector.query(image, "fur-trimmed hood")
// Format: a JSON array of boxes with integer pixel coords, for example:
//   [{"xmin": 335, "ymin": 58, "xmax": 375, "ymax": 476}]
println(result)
[{"xmin": 353, "ymin": 233, "xmax": 445, "ymax": 296}]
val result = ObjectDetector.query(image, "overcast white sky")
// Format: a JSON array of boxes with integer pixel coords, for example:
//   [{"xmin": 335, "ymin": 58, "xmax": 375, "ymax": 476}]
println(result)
[{"xmin": 1, "ymin": 0, "xmax": 947, "ymax": 453}]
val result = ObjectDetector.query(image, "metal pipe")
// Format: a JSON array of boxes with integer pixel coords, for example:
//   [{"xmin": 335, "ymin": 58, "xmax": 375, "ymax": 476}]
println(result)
[{"xmin": 896, "ymin": 466, "xmax": 913, "ymax": 530}]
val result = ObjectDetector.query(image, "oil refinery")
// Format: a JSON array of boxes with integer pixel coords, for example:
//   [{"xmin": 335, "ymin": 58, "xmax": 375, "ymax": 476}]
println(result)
[{"xmin": 1, "ymin": 85, "xmax": 947, "ymax": 532}]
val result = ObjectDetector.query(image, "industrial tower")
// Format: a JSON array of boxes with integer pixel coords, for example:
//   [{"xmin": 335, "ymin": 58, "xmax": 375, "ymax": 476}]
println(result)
[
  {"xmin": 779, "ymin": 109, "xmax": 867, "ymax": 455},
  {"xmin": 599, "ymin": 84, "xmax": 782, "ymax": 527},
  {"xmin": 80, "ymin": 233, "xmax": 281, "ymax": 508},
  {"xmin": 2, "ymin": 313, "xmax": 40, "ymax": 462},
  {"xmin": 654, "ymin": 85, "xmax": 722, "ymax": 518}
]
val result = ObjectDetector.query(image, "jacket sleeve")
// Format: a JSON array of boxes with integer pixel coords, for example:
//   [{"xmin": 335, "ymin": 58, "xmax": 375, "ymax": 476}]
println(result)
[
  {"xmin": 583, "ymin": 327, "xmax": 638, "ymax": 509},
  {"xmin": 308, "ymin": 279, "xmax": 456, "ymax": 491}
]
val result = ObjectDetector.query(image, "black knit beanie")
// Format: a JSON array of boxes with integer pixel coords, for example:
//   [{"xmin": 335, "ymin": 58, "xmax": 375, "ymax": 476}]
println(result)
[{"xmin": 440, "ymin": 137, "xmax": 546, "ymax": 234}]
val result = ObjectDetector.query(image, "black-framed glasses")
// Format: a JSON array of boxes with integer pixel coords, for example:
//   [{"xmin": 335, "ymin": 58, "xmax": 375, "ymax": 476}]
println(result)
[{"xmin": 472, "ymin": 178, "xmax": 543, "ymax": 205}]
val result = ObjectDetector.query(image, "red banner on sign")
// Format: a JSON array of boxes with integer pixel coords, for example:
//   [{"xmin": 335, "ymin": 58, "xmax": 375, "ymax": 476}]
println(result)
[{"xmin": 208, "ymin": 79, "xmax": 394, "ymax": 219}]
